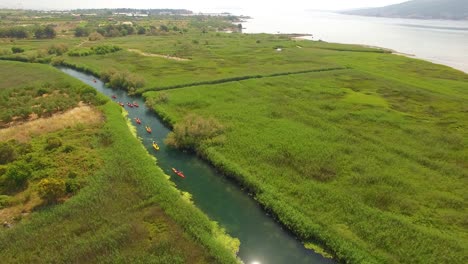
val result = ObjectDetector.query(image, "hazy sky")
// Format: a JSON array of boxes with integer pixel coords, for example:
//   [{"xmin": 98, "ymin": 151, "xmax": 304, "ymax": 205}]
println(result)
[{"xmin": 0, "ymin": 0, "xmax": 408, "ymax": 13}]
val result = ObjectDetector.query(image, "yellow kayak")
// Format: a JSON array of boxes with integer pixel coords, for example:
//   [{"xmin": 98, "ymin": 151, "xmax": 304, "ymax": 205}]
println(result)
[{"xmin": 152, "ymin": 141, "xmax": 159, "ymax": 151}]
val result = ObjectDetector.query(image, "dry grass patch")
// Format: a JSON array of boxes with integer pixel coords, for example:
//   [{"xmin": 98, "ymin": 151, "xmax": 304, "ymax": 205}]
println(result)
[
  {"xmin": 128, "ymin": 48, "xmax": 190, "ymax": 61},
  {"xmin": 0, "ymin": 105, "xmax": 103, "ymax": 142},
  {"xmin": 0, "ymin": 190, "xmax": 42, "ymax": 225}
]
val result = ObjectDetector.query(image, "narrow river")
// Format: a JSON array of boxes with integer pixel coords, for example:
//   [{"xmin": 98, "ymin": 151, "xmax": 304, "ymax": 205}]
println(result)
[{"xmin": 60, "ymin": 67, "xmax": 334, "ymax": 264}]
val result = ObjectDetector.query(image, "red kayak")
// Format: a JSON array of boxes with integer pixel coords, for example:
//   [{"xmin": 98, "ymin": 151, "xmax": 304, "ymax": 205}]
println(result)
[
  {"xmin": 127, "ymin": 102, "xmax": 134, "ymax": 108},
  {"xmin": 112, "ymin": 95, "xmax": 117, "ymax": 99},
  {"xmin": 135, "ymin": 118, "xmax": 141, "ymax": 124},
  {"xmin": 171, "ymin": 168, "xmax": 185, "ymax": 178},
  {"xmin": 145, "ymin": 125, "xmax": 152, "ymax": 133}
]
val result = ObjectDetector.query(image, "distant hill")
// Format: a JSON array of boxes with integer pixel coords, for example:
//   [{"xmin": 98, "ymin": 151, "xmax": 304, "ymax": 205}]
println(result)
[{"xmin": 343, "ymin": 0, "xmax": 468, "ymax": 20}]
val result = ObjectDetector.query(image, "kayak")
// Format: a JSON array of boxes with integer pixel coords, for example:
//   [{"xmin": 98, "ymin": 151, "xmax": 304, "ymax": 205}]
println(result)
[
  {"xmin": 133, "ymin": 102, "xmax": 139, "ymax": 107},
  {"xmin": 127, "ymin": 102, "xmax": 134, "ymax": 108},
  {"xmin": 152, "ymin": 141, "xmax": 159, "ymax": 151},
  {"xmin": 118, "ymin": 102, "xmax": 124, "ymax": 107},
  {"xmin": 135, "ymin": 118, "xmax": 141, "ymax": 124},
  {"xmin": 112, "ymin": 95, "xmax": 117, "ymax": 99},
  {"xmin": 145, "ymin": 126, "xmax": 152, "ymax": 133},
  {"xmin": 171, "ymin": 168, "xmax": 185, "ymax": 178}
]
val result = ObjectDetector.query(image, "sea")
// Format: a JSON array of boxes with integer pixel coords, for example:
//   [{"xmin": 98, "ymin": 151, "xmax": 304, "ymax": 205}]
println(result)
[{"xmin": 239, "ymin": 10, "xmax": 468, "ymax": 73}]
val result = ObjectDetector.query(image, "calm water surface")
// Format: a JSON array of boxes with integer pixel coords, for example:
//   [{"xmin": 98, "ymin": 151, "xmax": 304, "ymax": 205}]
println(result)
[
  {"xmin": 243, "ymin": 11, "xmax": 468, "ymax": 73},
  {"xmin": 60, "ymin": 67, "xmax": 334, "ymax": 264}
]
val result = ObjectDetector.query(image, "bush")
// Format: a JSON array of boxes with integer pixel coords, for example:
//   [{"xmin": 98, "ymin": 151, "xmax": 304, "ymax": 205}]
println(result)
[
  {"xmin": 68, "ymin": 45, "xmax": 121, "ymax": 57},
  {"xmin": 65, "ymin": 178, "xmax": 84, "ymax": 194},
  {"xmin": 74, "ymin": 26, "xmax": 90, "ymax": 37},
  {"xmin": 165, "ymin": 114, "xmax": 224, "ymax": 149},
  {"xmin": 0, "ymin": 48, "xmax": 12, "ymax": 55},
  {"xmin": 0, "ymin": 142, "xmax": 16, "ymax": 165},
  {"xmin": 0, "ymin": 195, "xmax": 12, "ymax": 209},
  {"xmin": 37, "ymin": 178, "xmax": 66, "ymax": 204},
  {"xmin": 157, "ymin": 92, "xmax": 169, "ymax": 104},
  {"xmin": 88, "ymin": 32, "xmax": 104, "ymax": 41},
  {"xmin": 11, "ymin": 47, "xmax": 24, "ymax": 53},
  {"xmin": 91, "ymin": 45, "xmax": 121, "ymax": 55},
  {"xmin": 68, "ymin": 48, "xmax": 92, "ymax": 57},
  {"xmin": 48, "ymin": 43, "xmax": 68, "ymax": 55},
  {"xmin": 45, "ymin": 137, "xmax": 62, "ymax": 151},
  {"xmin": 101, "ymin": 68, "xmax": 145, "ymax": 91},
  {"xmin": 67, "ymin": 48, "xmax": 93, "ymax": 57},
  {"xmin": 4, "ymin": 161, "xmax": 32, "ymax": 189},
  {"xmin": 34, "ymin": 25, "xmax": 56, "ymax": 39},
  {"xmin": 137, "ymin": 26, "xmax": 147, "ymax": 35}
]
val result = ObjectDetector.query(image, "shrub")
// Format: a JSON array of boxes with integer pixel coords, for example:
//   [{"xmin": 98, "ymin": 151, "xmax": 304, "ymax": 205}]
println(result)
[
  {"xmin": 68, "ymin": 45, "xmax": 121, "ymax": 57},
  {"xmin": 88, "ymin": 32, "xmax": 104, "ymax": 41},
  {"xmin": 4, "ymin": 161, "xmax": 32, "ymax": 189},
  {"xmin": 0, "ymin": 142, "xmax": 16, "ymax": 165},
  {"xmin": 137, "ymin": 26, "xmax": 147, "ymax": 35},
  {"xmin": 50, "ymin": 56, "xmax": 64, "ymax": 66},
  {"xmin": 165, "ymin": 114, "xmax": 224, "ymax": 149},
  {"xmin": 74, "ymin": 26, "xmax": 90, "ymax": 37},
  {"xmin": 67, "ymin": 48, "xmax": 93, "ymax": 57},
  {"xmin": 0, "ymin": 48, "xmax": 12, "ymax": 55},
  {"xmin": 37, "ymin": 178, "xmax": 66, "ymax": 204},
  {"xmin": 97, "ymin": 130, "xmax": 113, "ymax": 146},
  {"xmin": 34, "ymin": 25, "xmax": 56, "ymax": 39},
  {"xmin": 11, "ymin": 46, "xmax": 24, "ymax": 53},
  {"xmin": 156, "ymin": 92, "xmax": 169, "ymax": 104},
  {"xmin": 91, "ymin": 45, "xmax": 121, "ymax": 55},
  {"xmin": 101, "ymin": 69, "xmax": 145, "ymax": 90},
  {"xmin": 45, "ymin": 137, "xmax": 62, "ymax": 151},
  {"xmin": 0, "ymin": 195, "xmax": 12, "ymax": 209},
  {"xmin": 48, "ymin": 43, "xmax": 68, "ymax": 55},
  {"xmin": 65, "ymin": 178, "xmax": 84, "ymax": 194},
  {"xmin": 160, "ymin": 25, "xmax": 169, "ymax": 32},
  {"xmin": 0, "ymin": 26, "xmax": 30, "ymax": 38}
]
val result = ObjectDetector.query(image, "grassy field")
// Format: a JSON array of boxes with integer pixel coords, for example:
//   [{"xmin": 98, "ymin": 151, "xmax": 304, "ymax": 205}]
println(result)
[
  {"xmin": 144, "ymin": 48, "xmax": 468, "ymax": 263},
  {"xmin": 0, "ymin": 61, "xmax": 239, "ymax": 263},
  {"xmin": 0, "ymin": 60, "xmax": 104, "ymax": 126},
  {"xmin": 1, "ymin": 10, "xmax": 467, "ymax": 263},
  {"xmin": 1, "ymin": 33, "xmax": 349, "ymax": 91}
]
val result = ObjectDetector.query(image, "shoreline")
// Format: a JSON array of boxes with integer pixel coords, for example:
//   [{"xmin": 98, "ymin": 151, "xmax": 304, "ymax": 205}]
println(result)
[
  {"xmin": 242, "ymin": 13, "xmax": 468, "ymax": 74},
  {"xmin": 292, "ymin": 36, "xmax": 468, "ymax": 73}
]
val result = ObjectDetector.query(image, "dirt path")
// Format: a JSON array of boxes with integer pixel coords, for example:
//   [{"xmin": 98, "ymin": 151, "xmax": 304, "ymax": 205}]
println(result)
[
  {"xmin": 0, "ymin": 104, "xmax": 103, "ymax": 142},
  {"xmin": 76, "ymin": 40, "xmax": 88, "ymax": 47},
  {"xmin": 127, "ymin": 49, "xmax": 190, "ymax": 61}
]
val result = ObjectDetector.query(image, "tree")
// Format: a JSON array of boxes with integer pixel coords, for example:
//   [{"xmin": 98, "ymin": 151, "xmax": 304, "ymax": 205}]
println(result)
[
  {"xmin": 74, "ymin": 26, "xmax": 89, "ymax": 37},
  {"xmin": 38, "ymin": 178, "xmax": 66, "ymax": 204},
  {"xmin": 43, "ymin": 25, "xmax": 57, "ymax": 39},
  {"xmin": 34, "ymin": 25, "xmax": 56, "ymax": 39},
  {"xmin": 137, "ymin": 26, "xmax": 146, "ymax": 35}
]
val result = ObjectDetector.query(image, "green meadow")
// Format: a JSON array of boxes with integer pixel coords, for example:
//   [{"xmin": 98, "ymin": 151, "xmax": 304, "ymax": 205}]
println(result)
[
  {"xmin": 0, "ymin": 61, "xmax": 239, "ymax": 263},
  {"xmin": 142, "ymin": 41, "xmax": 467, "ymax": 262}
]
